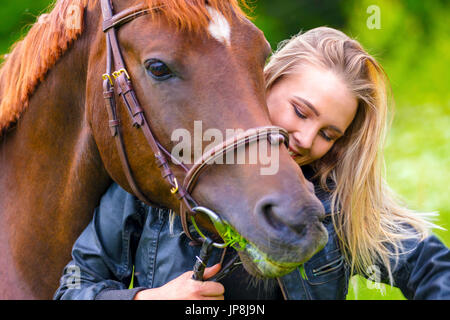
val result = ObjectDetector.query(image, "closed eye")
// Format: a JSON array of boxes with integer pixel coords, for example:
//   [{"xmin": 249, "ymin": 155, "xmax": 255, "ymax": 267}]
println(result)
[
  {"xmin": 319, "ymin": 130, "xmax": 332, "ymax": 142},
  {"xmin": 293, "ymin": 103, "xmax": 337, "ymax": 142},
  {"xmin": 292, "ymin": 103, "xmax": 306, "ymax": 119}
]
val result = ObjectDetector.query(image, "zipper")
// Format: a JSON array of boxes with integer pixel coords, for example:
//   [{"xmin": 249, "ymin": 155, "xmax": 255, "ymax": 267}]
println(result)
[{"xmin": 312, "ymin": 256, "xmax": 344, "ymax": 276}]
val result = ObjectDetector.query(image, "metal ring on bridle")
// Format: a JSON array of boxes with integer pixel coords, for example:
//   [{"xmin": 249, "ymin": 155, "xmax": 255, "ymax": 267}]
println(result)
[{"xmin": 190, "ymin": 206, "xmax": 229, "ymax": 249}]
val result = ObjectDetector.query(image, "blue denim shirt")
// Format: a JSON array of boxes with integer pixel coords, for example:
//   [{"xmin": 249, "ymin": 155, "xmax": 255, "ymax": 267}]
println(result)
[{"xmin": 54, "ymin": 182, "xmax": 450, "ymax": 300}]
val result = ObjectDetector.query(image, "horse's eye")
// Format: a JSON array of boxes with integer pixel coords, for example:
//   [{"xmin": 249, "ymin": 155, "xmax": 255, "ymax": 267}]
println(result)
[{"xmin": 145, "ymin": 59, "xmax": 173, "ymax": 80}]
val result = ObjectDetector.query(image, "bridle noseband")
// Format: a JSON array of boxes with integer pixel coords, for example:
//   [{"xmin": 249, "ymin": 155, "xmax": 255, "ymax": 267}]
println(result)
[{"xmin": 100, "ymin": 0, "xmax": 289, "ymax": 279}]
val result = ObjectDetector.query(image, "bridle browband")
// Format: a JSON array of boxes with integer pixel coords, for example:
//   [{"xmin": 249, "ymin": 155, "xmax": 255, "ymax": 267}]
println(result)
[{"xmin": 100, "ymin": 0, "xmax": 289, "ymax": 251}]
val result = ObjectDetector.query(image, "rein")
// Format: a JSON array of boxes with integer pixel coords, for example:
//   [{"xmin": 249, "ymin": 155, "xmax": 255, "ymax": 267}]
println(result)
[{"xmin": 99, "ymin": 0, "xmax": 289, "ymax": 280}]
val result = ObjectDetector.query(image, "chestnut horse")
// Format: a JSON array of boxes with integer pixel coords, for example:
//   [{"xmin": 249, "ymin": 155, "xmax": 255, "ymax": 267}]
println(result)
[{"xmin": 0, "ymin": 0, "xmax": 327, "ymax": 299}]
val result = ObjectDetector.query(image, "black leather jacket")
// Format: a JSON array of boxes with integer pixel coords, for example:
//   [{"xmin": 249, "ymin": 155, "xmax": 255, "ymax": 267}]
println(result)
[{"xmin": 54, "ymin": 182, "xmax": 450, "ymax": 300}]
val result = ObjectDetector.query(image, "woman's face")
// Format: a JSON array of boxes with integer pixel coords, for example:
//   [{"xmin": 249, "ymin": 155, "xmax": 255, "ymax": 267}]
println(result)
[{"xmin": 267, "ymin": 64, "xmax": 358, "ymax": 165}]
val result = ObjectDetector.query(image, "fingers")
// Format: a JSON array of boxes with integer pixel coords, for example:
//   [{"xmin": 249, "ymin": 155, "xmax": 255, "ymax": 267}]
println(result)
[
  {"xmin": 196, "ymin": 279, "xmax": 225, "ymax": 297},
  {"xmin": 189, "ymin": 264, "xmax": 224, "ymax": 300},
  {"xmin": 203, "ymin": 263, "xmax": 222, "ymax": 280},
  {"xmin": 149, "ymin": 266, "xmax": 225, "ymax": 300}
]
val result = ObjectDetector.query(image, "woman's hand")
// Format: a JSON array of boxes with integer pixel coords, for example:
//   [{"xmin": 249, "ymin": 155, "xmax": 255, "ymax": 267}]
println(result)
[{"xmin": 134, "ymin": 264, "xmax": 224, "ymax": 300}]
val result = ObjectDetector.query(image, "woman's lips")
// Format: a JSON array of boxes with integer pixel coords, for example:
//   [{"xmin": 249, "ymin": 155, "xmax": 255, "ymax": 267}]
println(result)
[
  {"xmin": 288, "ymin": 146, "xmax": 301, "ymax": 158},
  {"xmin": 288, "ymin": 146, "xmax": 310, "ymax": 165}
]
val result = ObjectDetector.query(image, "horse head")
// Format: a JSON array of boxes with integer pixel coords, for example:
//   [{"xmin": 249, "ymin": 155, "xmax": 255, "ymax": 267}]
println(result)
[{"xmin": 87, "ymin": 0, "xmax": 328, "ymax": 278}]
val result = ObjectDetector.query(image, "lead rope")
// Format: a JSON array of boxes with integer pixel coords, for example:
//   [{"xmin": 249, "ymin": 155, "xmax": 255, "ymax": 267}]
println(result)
[
  {"xmin": 191, "ymin": 236, "xmax": 242, "ymax": 282},
  {"xmin": 192, "ymin": 238, "xmax": 214, "ymax": 281}
]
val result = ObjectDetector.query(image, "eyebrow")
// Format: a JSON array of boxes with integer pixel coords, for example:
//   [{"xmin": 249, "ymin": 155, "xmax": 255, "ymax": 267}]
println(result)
[
  {"xmin": 293, "ymin": 96, "xmax": 320, "ymax": 117},
  {"xmin": 293, "ymin": 95, "xmax": 344, "ymax": 135},
  {"xmin": 328, "ymin": 125, "xmax": 344, "ymax": 136}
]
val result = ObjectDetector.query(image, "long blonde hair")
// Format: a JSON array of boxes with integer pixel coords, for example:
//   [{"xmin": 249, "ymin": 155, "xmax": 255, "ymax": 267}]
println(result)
[{"xmin": 265, "ymin": 27, "xmax": 438, "ymax": 282}]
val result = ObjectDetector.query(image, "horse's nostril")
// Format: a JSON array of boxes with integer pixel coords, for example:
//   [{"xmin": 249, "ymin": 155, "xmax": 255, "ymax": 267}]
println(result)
[
  {"xmin": 256, "ymin": 199, "xmax": 308, "ymax": 236},
  {"xmin": 255, "ymin": 194, "xmax": 325, "ymax": 237},
  {"xmin": 260, "ymin": 203, "xmax": 290, "ymax": 233}
]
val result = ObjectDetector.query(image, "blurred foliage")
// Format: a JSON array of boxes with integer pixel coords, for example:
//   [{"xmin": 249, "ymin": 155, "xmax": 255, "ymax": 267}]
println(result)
[
  {"xmin": 0, "ymin": 0, "xmax": 52, "ymax": 54},
  {"xmin": 247, "ymin": 0, "xmax": 348, "ymax": 47},
  {"xmin": 0, "ymin": 0, "xmax": 448, "ymax": 300}
]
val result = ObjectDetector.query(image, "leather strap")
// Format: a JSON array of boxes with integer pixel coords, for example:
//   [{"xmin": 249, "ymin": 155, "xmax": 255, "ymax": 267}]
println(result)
[
  {"xmin": 101, "ymin": 0, "xmax": 165, "ymax": 208},
  {"xmin": 103, "ymin": 4, "xmax": 153, "ymax": 32}
]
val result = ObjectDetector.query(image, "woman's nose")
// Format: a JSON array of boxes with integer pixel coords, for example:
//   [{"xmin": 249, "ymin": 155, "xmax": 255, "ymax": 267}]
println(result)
[{"xmin": 292, "ymin": 130, "xmax": 315, "ymax": 152}]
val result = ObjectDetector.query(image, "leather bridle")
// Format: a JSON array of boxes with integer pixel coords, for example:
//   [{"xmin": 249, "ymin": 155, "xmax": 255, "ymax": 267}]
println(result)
[{"xmin": 100, "ymin": 0, "xmax": 289, "ymax": 253}]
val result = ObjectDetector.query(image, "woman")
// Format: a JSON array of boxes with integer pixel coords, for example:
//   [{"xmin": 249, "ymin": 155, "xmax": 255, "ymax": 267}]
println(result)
[{"xmin": 54, "ymin": 27, "xmax": 449, "ymax": 300}]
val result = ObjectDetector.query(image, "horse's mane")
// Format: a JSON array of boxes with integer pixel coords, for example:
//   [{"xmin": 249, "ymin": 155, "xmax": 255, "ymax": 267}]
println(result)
[
  {"xmin": 0, "ymin": 0, "xmax": 250, "ymax": 136},
  {"xmin": 0, "ymin": 0, "xmax": 89, "ymax": 135}
]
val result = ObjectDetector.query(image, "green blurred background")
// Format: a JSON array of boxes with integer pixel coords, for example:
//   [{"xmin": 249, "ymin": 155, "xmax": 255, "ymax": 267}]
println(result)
[{"xmin": 1, "ymin": 0, "xmax": 448, "ymax": 300}]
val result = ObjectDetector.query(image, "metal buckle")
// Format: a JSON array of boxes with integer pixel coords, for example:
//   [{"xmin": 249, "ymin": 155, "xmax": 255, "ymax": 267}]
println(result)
[
  {"xmin": 112, "ymin": 68, "xmax": 131, "ymax": 80},
  {"xmin": 170, "ymin": 177, "xmax": 179, "ymax": 194},
  {"xmin": 102, "ymin": 73, "xmax": 114, "ymax": 86}
]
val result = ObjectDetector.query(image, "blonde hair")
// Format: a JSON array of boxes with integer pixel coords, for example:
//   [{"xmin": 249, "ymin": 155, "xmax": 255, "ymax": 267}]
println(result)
[{"xmin": 265, "ymin": 27, "xmax": 438, "ymax": 282}]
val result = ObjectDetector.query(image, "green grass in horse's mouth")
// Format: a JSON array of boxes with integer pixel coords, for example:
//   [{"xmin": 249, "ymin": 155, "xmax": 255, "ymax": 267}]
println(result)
[
  {"xmin": 220, "ymin": 223, "xmax": 248, "ymax": 251},
  {"xmin": 219, "ymin": 223, "xmax": 301, "ymax": 277},
  {"xmin": 191, "ymin": 214, "xmax": 301, "ymax": 277}
]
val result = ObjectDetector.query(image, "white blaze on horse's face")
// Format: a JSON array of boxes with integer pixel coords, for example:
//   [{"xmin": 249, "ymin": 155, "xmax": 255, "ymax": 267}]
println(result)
[{"xmin": 206, "ymin": 6, "xmax": 231, "ymax": 46}]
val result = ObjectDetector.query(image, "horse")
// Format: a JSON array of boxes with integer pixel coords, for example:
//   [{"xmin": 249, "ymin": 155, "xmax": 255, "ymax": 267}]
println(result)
[{"xmin": 0, "ymin": 0, "xmax": 327, "ymax": 299}]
